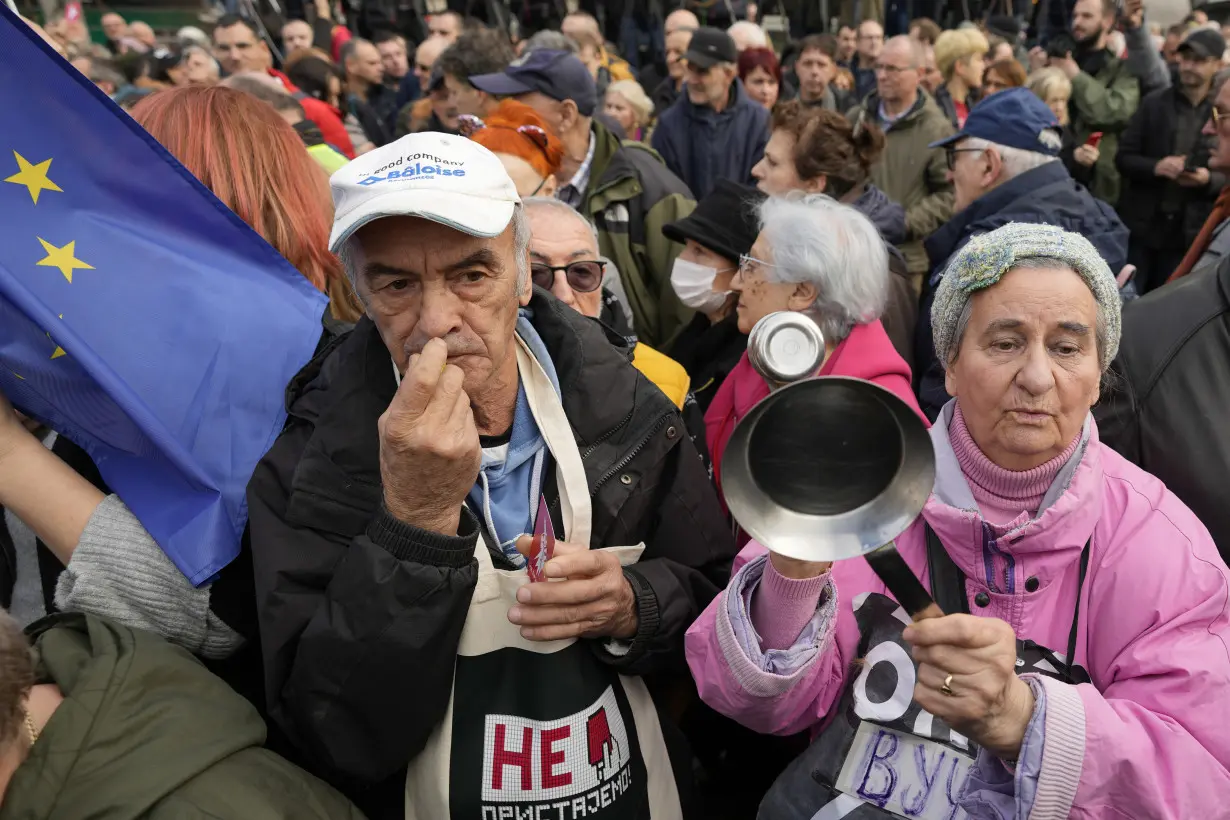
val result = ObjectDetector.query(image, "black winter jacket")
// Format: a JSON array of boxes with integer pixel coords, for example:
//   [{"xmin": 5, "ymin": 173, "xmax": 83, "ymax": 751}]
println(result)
[
  {"xmin": 1115, "ymin": 84, "xmax": 1223, "ymax": 250},
  {"xmin": 245, "ymin": 290, "xmax": 735, "ymax": 814},
  {"xmin": 1096, "ymin": 258, "xmax": 1230, "ymax": 563},
  {"xmin": 915, "ymin": 160, "xmax": 1129, "ymax": 418}
]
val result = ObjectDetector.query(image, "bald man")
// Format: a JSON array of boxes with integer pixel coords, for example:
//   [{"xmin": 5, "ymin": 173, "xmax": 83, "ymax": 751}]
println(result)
[
  {"xmin": 664, "ymin": 8, "xmax": 699, "ymax": 35},
  {"xmin": 847, "ymin": 34, "xmax": 953, "ymax": 278}
]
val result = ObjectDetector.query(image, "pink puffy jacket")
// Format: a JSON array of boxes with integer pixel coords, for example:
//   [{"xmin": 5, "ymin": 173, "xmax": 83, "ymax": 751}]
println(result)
[{"xmin": 686, "ymin": 413, "xmax": 1230, "ymax": 818}]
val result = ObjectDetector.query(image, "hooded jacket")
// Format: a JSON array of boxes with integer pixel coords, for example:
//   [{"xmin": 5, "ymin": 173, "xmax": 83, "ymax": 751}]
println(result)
[
  {"xmin": 686, "ymin": 411, "xmax": 1230, "ymax": 820},
  {"xmin": 584, "ymin": 120, "xmax": 697, "ymax": 349},
  {"xmin": 849, "ymin": 91, "xmax": 955, "ymax": 276},
  {"xmin": 652, "ymin": 78, "xmax": 771, "ymax": 201},
  {"xmin": 915, "ymin": 160, "xmax": 1130, "ymax": 419},
  {"xmin": 246, "ymin": 290, "xmax": 734, "ymax": 814},
  {"xmin": 2, "ymin": 613, "xmax": 362, "ymax": 820},
  {"xmin": 704, "ymin": 319, "xmax": 922, "ymax": 514},
  {"xmin": 848, "ymin": 183, "xmax": 917, "ymax": 363}
]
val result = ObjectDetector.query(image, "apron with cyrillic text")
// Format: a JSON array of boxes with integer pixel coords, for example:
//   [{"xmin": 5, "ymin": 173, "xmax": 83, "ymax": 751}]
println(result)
[
  {"xmin": 757, "ymin": 529, "xmax": 1091, "ymax": 820},
  {"xmin": 404, "ymin": 338, "xmax": 683, "ymax": 820}
]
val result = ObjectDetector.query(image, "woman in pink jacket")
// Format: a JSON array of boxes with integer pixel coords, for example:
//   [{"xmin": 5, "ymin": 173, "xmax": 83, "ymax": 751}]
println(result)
[
  {"xmin": 686, "ymin": 222, "xmax": 1230, "ymax": 819},
  {"xmin": 705, "ymin": 193, "xmax": 927, "ymax": 516}
]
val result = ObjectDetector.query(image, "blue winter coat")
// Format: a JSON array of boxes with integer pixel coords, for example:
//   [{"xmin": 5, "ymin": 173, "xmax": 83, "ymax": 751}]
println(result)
[
  {"xmin": 651, "ymin": 78, "xmax": 770, "ymax": 200},
  {"xmin": 913, "ymin": 160, "xmax": 1129, "ymax": 418}
]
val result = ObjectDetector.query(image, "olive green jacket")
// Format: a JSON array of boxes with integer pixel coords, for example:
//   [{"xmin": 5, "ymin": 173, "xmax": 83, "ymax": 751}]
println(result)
[
  {"xmin": 1068, "ymin": 52, "xmax": 1141, "ymax": 207},
  {"xmin": 583, "ymin": 121, "xmax": 697, "ymax": 350},
  {"xmin": 850, "ymin": 91, "xmax": 955, "ymax": 277},
  {"xmin": 2, "ymin": 614, "xmax": 364, "ymax": 820}
]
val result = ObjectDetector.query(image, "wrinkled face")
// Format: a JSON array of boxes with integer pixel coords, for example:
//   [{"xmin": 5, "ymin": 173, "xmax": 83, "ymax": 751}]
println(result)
[
  {"xmin": 183, "ymin": 50, "xmax": 216, "ymax": 84},
  {"xmin": 603, "ymin": 91, "xmax": 639, "ymax": 132},
  {"xmin": 1070, "ymin": 0, "xmax": 1109, "ymax": 44},
  {"xmin": 954, "ymin": 52, "xmax": 986, "ymax": 88},
  {"xmin": 945, "ymin": 266, "xmax": 1101, "ymax": 471},
  {"xmin": 352, "ymin": 216, "xmax": 528, "ymax": 402},
  {"xmin": 666, "ymin": 30, "xmax": 693, "ymax": 81},
  {"xmin": 213, "ymin": 22, "xmax": 270, "ymax": 74},
  {"xmin": 349, "ymin": 41, "xmax": 384, "ymax": 86},
  {"xmin": 1206, "ymin": 81, "xmax": 1230, "ymax": 171},
  {"xmin": 102, "ymin": 13, "xmax": 127, "ymax": 40},
  {"xmin": 796, "ymin": 47, "xmax": 835, "ymax": 100},
  {"xmin": 743, "ymin": 65, "xmax": 780, "ymax": 109},
  {"xmin": 686, "ymin": 62, "xmax": 736, "ymax": 107},
  {"xmin": 444, "ymin": 73, "xmax": 485, "ymax": 117},
  {"xmin": 282, "ymin": 20, "xmax": 313, "ymax": 54},
  {"xmin": 526, "ymin": 209, "xmax": 603, "ymax": 318},
  {"xmin": 753, "ymin": 130, "xmax": 817, "ymax": 195},
  {"xmin": 378, "ymin": 37, "xmax": 409, "ymax": 79},
  {"xmin": 857, "ymin": 22, "xmax": 884, "ymax": 62},
  {"xmin": 949, "ymin": 138, "xmax": 990, "ymax": 212},
  {"xmin": 875, "ymin": 39, "xmax": 919, "ymax": 103},
  {"xmin": 731, "ymin": 234, "xmax": 801, "ymax": 333},
  {"xmin": 837, "ymin": 26, "xmax": 857, "ymax": 60},
  {"xmin": 679, "ymin": 239, "xmax": 738, "ymax": 292}
]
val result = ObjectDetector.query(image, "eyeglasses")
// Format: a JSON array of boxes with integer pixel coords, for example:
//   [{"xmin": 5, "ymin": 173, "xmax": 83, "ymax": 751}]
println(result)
[
  {"xmin": 1213, "ymin": 107, "xmax": 1227, "ymax": 128},
  {"xmin": 737, "ymin": 254, "xmax": 779, "ymax": 278},
  {"xmin": 531, "ymin": 260, "xmax": 606, "ymax": 293},
  {"xmin": 945, "ymin": 146, "xmax": 985, "ymax": 170}
]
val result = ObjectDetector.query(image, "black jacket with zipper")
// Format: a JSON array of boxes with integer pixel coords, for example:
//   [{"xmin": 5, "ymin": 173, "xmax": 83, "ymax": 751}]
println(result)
[
  {"xmin": 245, "ymin": 288, "xmax": 735, "ymax": 815},
  {"xmin": 1095, "ymin": 257, "xmax": 1230, "ymax": 563}
]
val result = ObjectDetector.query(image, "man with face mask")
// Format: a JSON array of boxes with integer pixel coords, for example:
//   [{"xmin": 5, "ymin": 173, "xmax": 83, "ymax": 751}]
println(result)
[
  {"xmin": 661, "ymin": 180, "xmax": 766, "ymax": 412},
  {"xmin": 1045, "ymin": 0, "xmax": 1141, "ymax": 206}
]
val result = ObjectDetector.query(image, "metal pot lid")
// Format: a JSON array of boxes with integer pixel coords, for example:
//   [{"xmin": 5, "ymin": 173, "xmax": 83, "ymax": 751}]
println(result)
[{"xmin": 747, "ymin": 312, "xmax": 825, "ymax": 386}]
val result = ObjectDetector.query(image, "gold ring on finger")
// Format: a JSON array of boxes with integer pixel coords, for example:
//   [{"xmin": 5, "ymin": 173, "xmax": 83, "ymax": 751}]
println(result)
[{"xmin": 941, "ymin": 673, "xmax": 955, "ymax": 697}]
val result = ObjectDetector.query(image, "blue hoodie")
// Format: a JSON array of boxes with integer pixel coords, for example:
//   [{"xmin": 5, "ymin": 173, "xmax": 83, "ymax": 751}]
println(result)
[{"xmin": 465, "ymin": 310, "xmax": 560, "ymax": 565}]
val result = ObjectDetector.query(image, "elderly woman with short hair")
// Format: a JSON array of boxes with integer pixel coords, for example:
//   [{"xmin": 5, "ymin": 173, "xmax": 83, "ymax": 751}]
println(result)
[
  {"xmin": 704, "ymin": 194, "xmax": 923, "ymax": 514},
  {"xmin": 688, "ymin": 221, "xmax": 1230, "ymax": 819}
]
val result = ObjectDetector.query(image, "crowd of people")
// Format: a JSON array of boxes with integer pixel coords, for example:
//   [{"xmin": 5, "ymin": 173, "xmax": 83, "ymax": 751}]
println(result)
[{"xmin": 6, "ymin": 0, "xmax": 1230, "ymax": 817}]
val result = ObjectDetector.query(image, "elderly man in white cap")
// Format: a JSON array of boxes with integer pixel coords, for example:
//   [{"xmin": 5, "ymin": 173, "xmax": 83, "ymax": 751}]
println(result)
[{"xmin": 246, "ymin": 132, "xmax": 733, "ymax": 818}]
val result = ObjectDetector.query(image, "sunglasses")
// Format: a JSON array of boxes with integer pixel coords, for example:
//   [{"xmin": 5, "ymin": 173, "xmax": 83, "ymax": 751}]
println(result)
[{"xmin": 531, "ymin": 260, "xmax": 606, "ymax": 293}]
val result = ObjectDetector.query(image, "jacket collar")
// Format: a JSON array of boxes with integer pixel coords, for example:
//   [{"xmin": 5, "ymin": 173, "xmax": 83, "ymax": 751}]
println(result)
[
  {"xmin": 925, "ymin": 161, "xmax": 1072, "ymax": 268},
  {"xmin": 861, "ymin": 89, "xmax": 929, "ymax": 128}
]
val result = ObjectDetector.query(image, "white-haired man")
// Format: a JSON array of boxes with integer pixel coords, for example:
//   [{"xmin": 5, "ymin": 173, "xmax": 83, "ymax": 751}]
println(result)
[
  {"xmin": 246, "ymin": 133, "xmax": 733, "ymax": 817},
  {"xmin": 727, "ymin": 20, "xmax": 767, "ymax": 52},
  {"xmin": 914, "ymin": 87, "xmax": 1129, "ymax": 419}
]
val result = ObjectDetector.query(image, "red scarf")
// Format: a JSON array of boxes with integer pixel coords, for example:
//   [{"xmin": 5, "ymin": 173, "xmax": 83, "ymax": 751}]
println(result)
[{"xmin": 1169, "ymin": 186, "xmax": 1230, "ymax": 283}]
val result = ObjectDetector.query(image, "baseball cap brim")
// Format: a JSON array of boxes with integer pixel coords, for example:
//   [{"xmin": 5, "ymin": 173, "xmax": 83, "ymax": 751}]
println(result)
[
  {"xmin": 329, "ymin": 188, "xmax": 516, "ymax": 251},
  {"xmin": 469, "ymin": 71, "xmax": 537, "ymax": 97},
  {"xmin": 1178, "ymin": 41, "xmax": 1217, "ymax": 59},
  {"xmin": 684, "ymin": 50, "xmax": 724, "ymax": 69}
]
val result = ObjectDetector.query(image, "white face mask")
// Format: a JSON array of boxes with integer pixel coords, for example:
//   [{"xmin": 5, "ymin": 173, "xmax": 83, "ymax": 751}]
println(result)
[{"xmin": 671, "ymin": 257, "xmax": 733, "ymax": 314}]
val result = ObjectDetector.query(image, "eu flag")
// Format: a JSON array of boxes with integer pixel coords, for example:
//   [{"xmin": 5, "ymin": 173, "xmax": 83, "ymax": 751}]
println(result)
[{"xmin": 0, "ymin": 10, "xmax": 328, "ymax": 586}]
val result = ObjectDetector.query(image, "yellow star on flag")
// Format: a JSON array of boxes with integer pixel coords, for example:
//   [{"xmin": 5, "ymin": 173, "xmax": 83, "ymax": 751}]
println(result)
[
  {"xmin": 5, "ymin": 152, "xmax": 63, "ymax": 205},
  {"xmin": 49, "ymin": 314, "xmax": 66, "ymax": 360},
  {"xmin": 36, "ymin": 238, "xmax": 93, "ymax": 283}
]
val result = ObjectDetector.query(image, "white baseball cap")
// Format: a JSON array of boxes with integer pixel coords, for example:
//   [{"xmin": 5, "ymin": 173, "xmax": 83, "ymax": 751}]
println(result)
[{"xmin": 328, "ymin": 132, "xmax": 520, "ymax": 252}]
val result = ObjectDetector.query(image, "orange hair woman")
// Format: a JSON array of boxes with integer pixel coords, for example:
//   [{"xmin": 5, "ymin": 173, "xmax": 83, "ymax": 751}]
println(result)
[
  {"xmin": 461, "ymin": 98, "xmax": 565, "ymax": 198},
  {"xmin": 130, "ymin": 85, "xmax": 362, "ymax": 323}
]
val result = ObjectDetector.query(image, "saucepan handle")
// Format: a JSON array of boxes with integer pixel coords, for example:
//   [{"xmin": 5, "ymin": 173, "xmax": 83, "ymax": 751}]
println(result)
[{"xmin": 863, "ymin": 542, "xmax": 946, "ymax": 621}]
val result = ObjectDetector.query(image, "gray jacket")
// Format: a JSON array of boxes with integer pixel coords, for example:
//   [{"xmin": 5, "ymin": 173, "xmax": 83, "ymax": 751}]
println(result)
[{"xmin": 1124, "ymin": 16, "xmax": 1171, "ymax": 97}]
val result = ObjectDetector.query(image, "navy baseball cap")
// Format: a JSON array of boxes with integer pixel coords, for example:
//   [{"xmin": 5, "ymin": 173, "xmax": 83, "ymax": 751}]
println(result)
[
  {"xmin": 930, "ymin": 87, "xmax": 1062, "ymax": 156},
  {"xmin": 469, "ymin": 49, "xmax": 598, "ymax": 117}
]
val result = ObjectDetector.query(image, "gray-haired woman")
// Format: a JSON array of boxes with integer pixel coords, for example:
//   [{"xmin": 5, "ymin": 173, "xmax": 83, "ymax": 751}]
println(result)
[
  {"xmin": 704, "ymin": 194, "xmax": 927, "ymax": 512},
  {"xmin": 687, "ymin": 221, "xmax": 1230, "ymax": 819}
]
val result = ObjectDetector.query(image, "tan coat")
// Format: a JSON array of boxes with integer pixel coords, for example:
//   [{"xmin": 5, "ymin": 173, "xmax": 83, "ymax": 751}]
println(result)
[{"xmin": 849, "ymin": 91, "xmax": 955, "ymax": 279}]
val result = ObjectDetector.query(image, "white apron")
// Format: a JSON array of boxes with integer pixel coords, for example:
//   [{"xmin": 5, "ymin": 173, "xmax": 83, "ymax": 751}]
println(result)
[{"xmin": 404, "ymin": 337, "xmax": 684, "ymax": 820}]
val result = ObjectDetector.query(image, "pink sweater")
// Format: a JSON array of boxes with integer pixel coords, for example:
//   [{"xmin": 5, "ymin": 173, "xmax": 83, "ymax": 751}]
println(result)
[{"xmin": 751, "ymin": 402, "xmax": 1079, "ymax": 650}]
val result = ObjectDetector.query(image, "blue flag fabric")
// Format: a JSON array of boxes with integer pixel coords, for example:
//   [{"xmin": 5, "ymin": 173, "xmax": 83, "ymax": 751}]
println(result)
[{"xmin": 0, "ymin": 10, "xmax": 328, "ymax": 586}]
